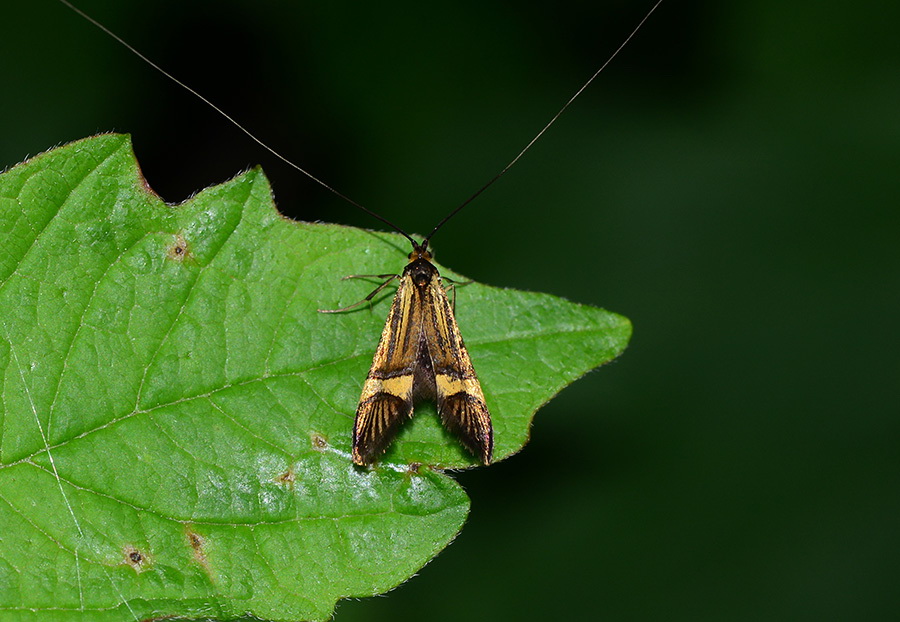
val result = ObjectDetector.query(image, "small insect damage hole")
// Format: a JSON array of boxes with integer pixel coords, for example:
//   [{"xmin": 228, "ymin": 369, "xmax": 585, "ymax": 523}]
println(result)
[
  {"xmin": 310, "ymin": 432, "xmax": 329, "ymax": 451},
  {"xmin": 122, "ymin": 545, "xmax": 150, "ymax": 573},
  {"xmin": 166, "ymin": 233, "xmax": 193, "ymax": 262}
]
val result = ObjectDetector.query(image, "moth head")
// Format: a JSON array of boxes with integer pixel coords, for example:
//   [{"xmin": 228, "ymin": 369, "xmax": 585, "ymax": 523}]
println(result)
[{"xmin": 408, "ymin": 243, "xmax": 433, "ymax": 263}]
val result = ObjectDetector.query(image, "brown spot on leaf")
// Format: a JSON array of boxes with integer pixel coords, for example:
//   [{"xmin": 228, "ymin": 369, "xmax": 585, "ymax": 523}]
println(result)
[
  {"xmin": 122, "ymin": 545, "xmax": 150, "ymax": 572},
  {"xmin": 187, "ymin": 531, "xmax": 203, "ymax": 553},
  {"xmin": 406, "ymin": 462, "xmax": 422, "ymax": 475},
  {"xmin": 166, "ymin": 234, "xmax": 192, "ymax": 262},
  {"xmin": 275, "ymin": 465, "xmax": 296, "ymax": 489},
  {"xmin": 311, "ymin": 432, "xmax": 328, "ymax": 450},
  {"xmin": 184, "ymin": 526, "xmax": 213, "ymax": 579}
]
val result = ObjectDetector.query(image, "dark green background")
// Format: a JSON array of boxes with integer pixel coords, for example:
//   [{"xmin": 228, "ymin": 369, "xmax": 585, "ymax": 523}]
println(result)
[{"xmin": 3, "ymin": 1, "xmax": 897, "ymax": 620}]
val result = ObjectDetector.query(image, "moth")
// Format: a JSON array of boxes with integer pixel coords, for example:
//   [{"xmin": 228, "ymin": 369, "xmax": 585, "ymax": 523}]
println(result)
[
  {"xmin": 58, "ymin": 0, "xmax": 663, "ymax": 465},
  {"xmin": 321, "ymin": 240, "xmax": 492, "ymax": 466}
]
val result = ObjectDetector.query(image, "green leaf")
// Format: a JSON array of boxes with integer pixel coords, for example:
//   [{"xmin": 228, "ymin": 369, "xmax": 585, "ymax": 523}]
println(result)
[{"xmin": 0, "ymin": 134, "xmax": 631, "ymax": 621}]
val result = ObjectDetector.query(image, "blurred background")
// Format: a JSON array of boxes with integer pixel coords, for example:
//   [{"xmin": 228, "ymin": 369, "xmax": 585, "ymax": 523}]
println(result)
[{"xmin": 3, "ymin": 0, "xmax": 898, "ymax": 619}]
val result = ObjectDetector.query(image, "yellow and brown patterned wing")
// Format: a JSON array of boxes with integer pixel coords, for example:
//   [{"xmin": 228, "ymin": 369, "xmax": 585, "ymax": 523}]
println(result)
[
  {"xmin": 351, "ymin": 273, "xmax": 423, "ymax": 465},
  {"xmin": 422, "ymin": 276, "xmax": 493, "ymax": 464}
]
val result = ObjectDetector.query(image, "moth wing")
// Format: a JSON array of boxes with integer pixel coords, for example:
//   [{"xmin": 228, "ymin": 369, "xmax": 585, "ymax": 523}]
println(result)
[
  {"xmin": 351, "ymin": 274, "xmax": 424, "ymax": 465},
  {"xmin": 423, "ymin": 277, "xmax": 493, "ymax": 464}
]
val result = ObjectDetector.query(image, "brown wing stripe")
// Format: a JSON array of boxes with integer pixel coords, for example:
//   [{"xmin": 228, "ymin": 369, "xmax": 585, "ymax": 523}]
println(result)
[
  {"xmin": 368, "ymin": 367, "xmax": 418, "ymax": 380},
  {"xmin": 353, "ymin": 392, "xmax": 412, "ymax": 465},
  {"xmin": 437, "ymin": 392, "xmax": 492, "ymax": 464}
]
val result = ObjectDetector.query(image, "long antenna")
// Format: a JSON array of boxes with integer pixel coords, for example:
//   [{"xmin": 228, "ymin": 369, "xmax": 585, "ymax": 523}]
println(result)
[
  {"xmin": 54, "ymin": 0, "xmax": 418, "ymax": 248},
  {"xmin": 422, "ymin": 0, "xmax": 665, "ymax": 248},
  {"xmin": 57, "ymin": 0, "xmax": 663, "ymax": 250}
]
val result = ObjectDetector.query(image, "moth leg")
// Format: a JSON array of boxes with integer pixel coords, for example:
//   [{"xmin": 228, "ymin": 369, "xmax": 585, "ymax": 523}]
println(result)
[
  {"xmin": 318, "ymin": 274, "xmax": 398, "ymax": 313},
  {"xmin": 442, "ymin": 277, "xmax": 471, "ymax": 313},
  {"xmin": 341, "ymin": 273, "xmax": 397, "ymax": 280},
  {"xmin": 441, "ymin": 276, "xmax": 472, "ymax": 286}
]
